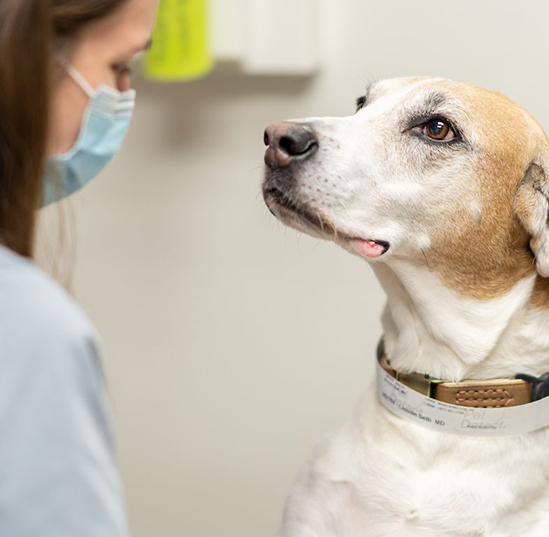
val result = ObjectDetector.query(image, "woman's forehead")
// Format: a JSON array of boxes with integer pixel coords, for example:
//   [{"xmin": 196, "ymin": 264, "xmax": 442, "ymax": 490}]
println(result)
[{"xmin": 78, "ymin": 0, "xmax": 158, "ymax": 56}]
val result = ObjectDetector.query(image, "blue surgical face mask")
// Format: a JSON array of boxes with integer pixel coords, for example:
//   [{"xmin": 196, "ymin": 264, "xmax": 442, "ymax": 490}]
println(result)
[{"xmin": 41, "ymin": 61, "xmax": 136, "ymax": 207}]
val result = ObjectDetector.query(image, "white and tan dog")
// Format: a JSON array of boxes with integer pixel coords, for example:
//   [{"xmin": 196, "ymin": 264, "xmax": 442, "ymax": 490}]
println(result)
[{"xmin": 262, "ymin": 77, "xmax": 549, "ymax": 537}]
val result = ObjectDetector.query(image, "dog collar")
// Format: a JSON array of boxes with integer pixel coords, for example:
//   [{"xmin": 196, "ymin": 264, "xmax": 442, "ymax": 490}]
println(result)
[{"xmin": 375, "ymin": 339, "xmax": 549, "ymax": 436}]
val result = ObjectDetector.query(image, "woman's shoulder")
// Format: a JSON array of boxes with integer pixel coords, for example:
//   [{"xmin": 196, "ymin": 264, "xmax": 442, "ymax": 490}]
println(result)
[
  {"xmin": 0, "ymin": 256, "xmax": 128, "ymax": 537},
  {"xmin": 0, "ymin": 244, "xmax": 100, "ymax": 355}
]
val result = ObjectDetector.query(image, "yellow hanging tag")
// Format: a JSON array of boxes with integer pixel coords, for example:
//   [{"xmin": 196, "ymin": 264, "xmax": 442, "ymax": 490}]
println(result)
[{"xmin": 145, "ymin": 0, "xmax": 213, "ymax": 81}]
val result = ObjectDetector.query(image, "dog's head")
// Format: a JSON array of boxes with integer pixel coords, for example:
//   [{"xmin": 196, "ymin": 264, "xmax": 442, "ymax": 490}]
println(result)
[{"xmin": 262, "ymin": 77, "xmax": 549, "ymax": 299}]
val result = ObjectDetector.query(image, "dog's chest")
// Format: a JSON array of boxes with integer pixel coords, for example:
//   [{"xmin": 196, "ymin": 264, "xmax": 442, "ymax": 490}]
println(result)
[
  {"xmin": 290, "ymin": 396, "xmax": 549, "ymax": 537},
  {"xmin": 364, "ymin": 410, "xmax": 549, "ymax": 534}
]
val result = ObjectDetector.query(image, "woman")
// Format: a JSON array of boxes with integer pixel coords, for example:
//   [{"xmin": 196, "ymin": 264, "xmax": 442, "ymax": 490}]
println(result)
[{"xmin": 0, "ymin": 0, "xmax": 159, "ymax": 534}]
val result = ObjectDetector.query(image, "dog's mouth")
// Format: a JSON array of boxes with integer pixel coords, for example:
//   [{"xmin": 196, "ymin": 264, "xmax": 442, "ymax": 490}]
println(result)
[{"xmin": 263, "ymin": 185, "xmax": 390, "ymax": 258}]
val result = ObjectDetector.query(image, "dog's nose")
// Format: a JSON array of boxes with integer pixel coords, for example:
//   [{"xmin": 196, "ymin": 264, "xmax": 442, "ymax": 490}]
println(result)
[{"xmin": 263, "ymin": 122, "xmax": 318, "ymax": 169}]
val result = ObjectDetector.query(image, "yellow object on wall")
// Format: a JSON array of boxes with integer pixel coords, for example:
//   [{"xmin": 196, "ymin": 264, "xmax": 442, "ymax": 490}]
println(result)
[{"xmin": 145, "ymin": 0, "xmax": 213, "ymax": 81}]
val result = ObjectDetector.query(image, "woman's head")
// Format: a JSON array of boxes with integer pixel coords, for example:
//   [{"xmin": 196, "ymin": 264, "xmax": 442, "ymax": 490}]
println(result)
[
  {"xmin": 49, "ymin": 0, "xmax": 157, "ymax": 155},
  {"xmin": 0, "ymin": 0, "xmax": 158, "ymax": 257}
]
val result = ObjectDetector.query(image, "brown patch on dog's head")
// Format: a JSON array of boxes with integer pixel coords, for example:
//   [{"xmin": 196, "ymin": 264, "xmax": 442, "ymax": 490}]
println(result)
[{"xmin": 417, "ymin": 80, "xmax": 549, "ymax": 301}]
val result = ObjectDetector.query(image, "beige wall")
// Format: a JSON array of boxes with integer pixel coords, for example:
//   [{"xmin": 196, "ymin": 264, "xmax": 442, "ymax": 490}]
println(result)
[{"xmin": 38, "ymin": 1, "xmax": 549, "ymax": 536}]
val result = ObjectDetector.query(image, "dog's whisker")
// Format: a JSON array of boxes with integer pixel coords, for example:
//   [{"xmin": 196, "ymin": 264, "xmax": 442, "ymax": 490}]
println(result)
[
  {"xmin": 248, "ymin": 163, "xmax": 265, "ymax": 172},
  {"xmin": 420, "ymin": 248, "xmax": 430, "ymax": 269},
  {"xmin": 314, "ymin": 211, "xmax": 325, "ymax": 233}
]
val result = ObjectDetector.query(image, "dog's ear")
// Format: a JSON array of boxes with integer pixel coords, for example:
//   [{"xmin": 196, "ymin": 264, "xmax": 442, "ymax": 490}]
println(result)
[{"xmin": 514, "ymin": 151, "xmax": 549, "ymax": 277}]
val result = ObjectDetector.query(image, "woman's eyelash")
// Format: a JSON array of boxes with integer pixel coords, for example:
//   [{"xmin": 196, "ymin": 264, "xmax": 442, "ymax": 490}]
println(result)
[{"xmin": 113, "ymin": 64, "xmax": 132, "ymax": 76}]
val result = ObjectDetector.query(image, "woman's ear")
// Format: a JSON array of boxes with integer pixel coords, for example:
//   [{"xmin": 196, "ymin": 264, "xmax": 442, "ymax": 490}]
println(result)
[{"xmin": 514, "ymin": 155, "xmax": 549, "ymax": 277}]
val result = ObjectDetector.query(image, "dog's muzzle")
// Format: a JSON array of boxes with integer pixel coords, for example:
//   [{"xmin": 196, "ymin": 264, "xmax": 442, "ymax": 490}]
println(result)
[{"xmin": 262, "ymin": 122, "xmax": 391, "ymax": 258}]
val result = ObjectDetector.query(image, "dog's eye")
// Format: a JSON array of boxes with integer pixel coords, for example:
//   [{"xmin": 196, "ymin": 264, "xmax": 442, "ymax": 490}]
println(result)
[
  {"xmin": 356, "ymin": 95, "xmax": 366, "ymax": 112},
  {"xmin": 422, "ymin": 119, "xmax": 455, "ymax": 141}
]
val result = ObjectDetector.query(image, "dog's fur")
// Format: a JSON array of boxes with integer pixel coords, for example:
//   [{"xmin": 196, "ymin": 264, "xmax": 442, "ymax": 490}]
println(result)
[{"xmin": 262, "ymin": 77, "xmax": 549, "ymax": 537}]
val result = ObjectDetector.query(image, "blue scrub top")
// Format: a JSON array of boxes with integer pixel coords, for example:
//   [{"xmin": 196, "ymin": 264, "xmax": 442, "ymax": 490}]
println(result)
[{"xmin": 0, "ymin": 243, "xmax": 130, "ymax": 536}]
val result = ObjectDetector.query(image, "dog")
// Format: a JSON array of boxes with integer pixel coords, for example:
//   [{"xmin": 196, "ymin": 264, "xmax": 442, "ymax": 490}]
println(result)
[{"xmin": 262, "ymin": 77, "xmax": 549, "ymax": 537}]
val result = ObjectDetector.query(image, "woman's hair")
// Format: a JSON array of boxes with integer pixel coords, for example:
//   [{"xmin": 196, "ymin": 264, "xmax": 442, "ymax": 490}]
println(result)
[{"xmin": 0, "ymin": 0, "xmax": 129, "ymax": 258}]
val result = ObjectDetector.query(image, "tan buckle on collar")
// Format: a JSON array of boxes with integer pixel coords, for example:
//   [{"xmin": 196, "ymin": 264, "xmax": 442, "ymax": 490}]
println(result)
[
  {"xmin": 379, "ymin": 354, "xmax": 445, "ymax": 397},
  {"xmin": 394, "ymin": 367, "xmax": 443, "ymax": 398}
]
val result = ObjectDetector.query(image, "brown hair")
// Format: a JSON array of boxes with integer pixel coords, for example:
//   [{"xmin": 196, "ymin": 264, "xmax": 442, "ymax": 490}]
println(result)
[{"xmin": 0, "ymin": 0, "xmax": 129, "ymax": 258}]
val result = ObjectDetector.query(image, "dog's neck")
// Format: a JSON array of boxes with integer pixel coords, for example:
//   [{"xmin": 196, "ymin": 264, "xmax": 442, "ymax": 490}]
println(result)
[{"xmin": 374, "ymin": 260, "xmax": 549, "ymax": 382}]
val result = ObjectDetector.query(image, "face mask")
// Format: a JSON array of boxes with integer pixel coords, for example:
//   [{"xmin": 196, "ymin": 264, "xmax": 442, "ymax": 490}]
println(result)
[{"xmin": 41, "ymin": 61, "xmax": 136, "ymax": 207}]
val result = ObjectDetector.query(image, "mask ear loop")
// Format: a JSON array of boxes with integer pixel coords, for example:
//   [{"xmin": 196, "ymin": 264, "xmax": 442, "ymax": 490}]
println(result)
[{"xmin": 54, "ymin": 56, "xmax": 95, "ymax": 99}]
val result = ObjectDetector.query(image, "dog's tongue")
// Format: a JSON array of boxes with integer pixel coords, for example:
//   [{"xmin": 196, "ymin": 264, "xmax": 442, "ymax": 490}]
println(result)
[{"xmin": 353, "ymin": 239, "xmax": 385, "ymax": 258}]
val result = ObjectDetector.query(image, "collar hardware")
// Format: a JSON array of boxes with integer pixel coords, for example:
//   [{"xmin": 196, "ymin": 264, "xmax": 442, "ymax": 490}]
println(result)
[
  {"xmin": 515, "ymin": 372, "xmax": 549, "ymax": 401},
  {"xmin": 386, "ymin": 362, "xmax": 446, "ymax": 398}
]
